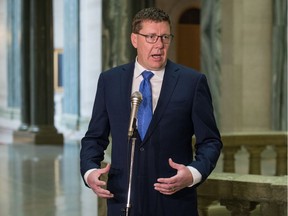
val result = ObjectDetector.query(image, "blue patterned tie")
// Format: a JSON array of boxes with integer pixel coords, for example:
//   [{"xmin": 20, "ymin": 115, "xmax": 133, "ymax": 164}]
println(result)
[{"xmin": 137, "ymin": 71, "xmax": 154, "ymax": 140}]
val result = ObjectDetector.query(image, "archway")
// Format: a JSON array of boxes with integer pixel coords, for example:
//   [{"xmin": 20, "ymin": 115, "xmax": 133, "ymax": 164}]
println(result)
[{"xmin": 176, "ymin": 8, "xmax": 200, "ymax": 71}]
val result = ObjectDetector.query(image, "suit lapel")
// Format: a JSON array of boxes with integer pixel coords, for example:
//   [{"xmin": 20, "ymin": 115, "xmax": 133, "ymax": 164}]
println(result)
[
  {"xmin": 120, "ymin": 62, "xmax": 135, "ymax": 123},
  {"xmin": 141, "ymin": 60, "xmax": 180, "ymax": 144}
]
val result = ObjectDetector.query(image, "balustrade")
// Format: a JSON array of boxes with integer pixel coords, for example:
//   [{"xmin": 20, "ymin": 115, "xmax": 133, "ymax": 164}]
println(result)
[
  {"xmin": 221, "ymin": 132, "xmax": 287, "ymax": 176},
  {"xmin": 198, "ymin": 131, "xmax": 287, "ymax": 216}
]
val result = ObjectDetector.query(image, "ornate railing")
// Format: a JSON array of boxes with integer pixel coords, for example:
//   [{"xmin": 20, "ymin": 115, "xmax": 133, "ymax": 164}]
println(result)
[
  {"xmin": 198, "ymin": 132, "xmax": 288, "ymax": 216},
  {"xmin": 221, "ymin": 132, "xmax": 287, "ymax": 175}
]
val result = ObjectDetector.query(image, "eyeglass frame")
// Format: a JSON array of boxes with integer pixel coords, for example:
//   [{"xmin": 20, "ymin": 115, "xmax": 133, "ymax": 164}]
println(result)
[{"xmin": 136, "ymin": 32, "xmax": 174, "ymax": 44}]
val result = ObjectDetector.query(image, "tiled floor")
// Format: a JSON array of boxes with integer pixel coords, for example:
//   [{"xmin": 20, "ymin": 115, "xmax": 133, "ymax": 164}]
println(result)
[{"xmin": 0, "ymin": 142, "xmax": 98, "ymax": 216}]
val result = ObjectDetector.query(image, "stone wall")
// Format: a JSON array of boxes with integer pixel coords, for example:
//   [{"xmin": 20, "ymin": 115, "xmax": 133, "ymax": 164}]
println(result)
[{"xmin": 220, "ymin": 0, "xmax": 273, "ymax": 132}]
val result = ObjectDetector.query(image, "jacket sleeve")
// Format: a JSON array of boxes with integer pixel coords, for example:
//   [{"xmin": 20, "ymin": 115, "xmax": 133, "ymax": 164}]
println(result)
[
  {"xmin": 80, "ymin": 73, "xmax": 110, "ymax": 179},
  {"xmin": 189, "ymin": 74, "xmax": 223, "ymax": 183}
]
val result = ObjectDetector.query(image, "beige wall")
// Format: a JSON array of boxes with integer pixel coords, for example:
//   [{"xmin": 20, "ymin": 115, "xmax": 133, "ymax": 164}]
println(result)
[{"xmin": 220, "ymin": 0, "xmax": 272, "ymax": 132}]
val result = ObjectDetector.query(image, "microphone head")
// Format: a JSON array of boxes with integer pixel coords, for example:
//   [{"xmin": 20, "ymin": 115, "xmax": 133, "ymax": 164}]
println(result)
[{"xmin": 131, "ymin": 91, "xmax": 142, "ymax": 105}]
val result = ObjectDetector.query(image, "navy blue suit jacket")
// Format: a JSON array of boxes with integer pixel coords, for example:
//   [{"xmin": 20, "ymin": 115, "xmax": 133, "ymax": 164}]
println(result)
[{"xmin": 80, "ymin": 60, "xmax": 222, "ymax": 216}]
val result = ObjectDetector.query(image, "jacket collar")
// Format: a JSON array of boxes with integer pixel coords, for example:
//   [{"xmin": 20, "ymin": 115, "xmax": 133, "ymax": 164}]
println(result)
[{"xmin": 119, "ymin": 60, "xmax": 181, "ymax": 145}]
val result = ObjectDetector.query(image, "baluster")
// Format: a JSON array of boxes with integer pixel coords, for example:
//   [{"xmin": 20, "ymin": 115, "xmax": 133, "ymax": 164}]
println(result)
[
  {"xmin": 223, "ymin": 146, "xmax": 240, "ymax": 173},
  {"xmin": 274, "ymin": 145, "xmax": 287, "ymax": 175},
  {"xmin": 245, "ymin": 146, "xmax": 266, "ymax": 175}
]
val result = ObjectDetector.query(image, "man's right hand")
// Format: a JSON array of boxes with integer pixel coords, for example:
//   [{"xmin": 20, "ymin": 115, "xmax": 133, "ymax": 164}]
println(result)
[{"xmin": 87, "ymin": 163, "xmax": 114, "ymax": 199}]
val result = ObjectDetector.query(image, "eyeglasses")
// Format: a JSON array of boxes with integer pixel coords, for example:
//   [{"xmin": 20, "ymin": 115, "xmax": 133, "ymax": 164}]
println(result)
[{"xmin": 136, "ymin": 33, "xmax": 174, "ymax": 44}]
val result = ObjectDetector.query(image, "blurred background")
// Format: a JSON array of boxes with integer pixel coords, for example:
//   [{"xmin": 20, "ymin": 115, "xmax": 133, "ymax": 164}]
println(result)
[{"xmin": 0, "ymin": 0, "xmax": 286, "ymax": 215}]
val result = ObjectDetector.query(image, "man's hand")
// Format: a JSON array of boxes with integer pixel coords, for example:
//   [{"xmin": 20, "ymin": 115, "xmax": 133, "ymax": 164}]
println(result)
[
  {"xmin": 87, "ymin": 163, "xmax": 114, "ymax": 199},
  {"xmin": 154, "ymin": 158, "xmax": 193, "ymax": 195}
]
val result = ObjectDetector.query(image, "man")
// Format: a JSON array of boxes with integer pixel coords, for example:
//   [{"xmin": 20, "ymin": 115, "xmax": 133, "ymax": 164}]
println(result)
[{"xmin": 80, "ymin": 7, "xmax": 222, "ymax": 216}]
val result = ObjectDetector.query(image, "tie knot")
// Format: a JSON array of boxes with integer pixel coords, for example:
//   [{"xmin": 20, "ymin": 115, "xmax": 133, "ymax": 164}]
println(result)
[{"xmin": 142, "ymin": 71, "xmax": 154, "ymax": 81}]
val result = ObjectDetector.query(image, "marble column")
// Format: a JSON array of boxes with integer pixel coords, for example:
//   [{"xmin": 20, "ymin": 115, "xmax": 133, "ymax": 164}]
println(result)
[
  {"xmin": 13, "ymin": 0, "xmax": 63, "ymax": 144},
  {"xmin": 102, "ymin": 0, "xmax": 155, "ymax": 71},
  {"xmin": 6, "ymin": 0, "xmax": 21, "ymax": 109},
  {"xmin": 62, "ymin": 0, "xmax": 80, "ymax": 129},
  {"xmin": 271, "ymin": 0, "xmax": 287, "ymax": 130},
  {"xmin": 18, "ymin": 0, "xmax": 31, "ymax": 131},
  {"xmin": 200, "ymin": 0, "xmax": 221, "ymax": 125}
]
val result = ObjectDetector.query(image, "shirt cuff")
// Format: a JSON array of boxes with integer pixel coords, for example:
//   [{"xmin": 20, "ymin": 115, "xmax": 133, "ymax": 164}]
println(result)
[
  {"xmin": 84, "ymin": 168, "xmax": 98, "ymax": 187},
  {"xmin": 187, "ymin": 166, "xmax": 202, "ymax": 187}
]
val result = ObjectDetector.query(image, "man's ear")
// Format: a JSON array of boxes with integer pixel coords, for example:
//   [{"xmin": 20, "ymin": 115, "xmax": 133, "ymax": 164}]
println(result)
[{"xmin": 131, "ymin": 33, "xmax": 137, "ymax": 48}]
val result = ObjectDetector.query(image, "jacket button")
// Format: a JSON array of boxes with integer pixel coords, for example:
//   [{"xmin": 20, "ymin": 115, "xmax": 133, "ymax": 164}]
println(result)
[{"xmin": 140, "ymin": 147, "xmax": 144, "ymax": 151}]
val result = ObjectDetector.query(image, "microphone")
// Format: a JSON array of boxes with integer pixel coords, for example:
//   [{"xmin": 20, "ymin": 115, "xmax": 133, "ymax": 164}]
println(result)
[{"xmin": 128, "ymin": 91, "xmax": 142, "ymax": 138}]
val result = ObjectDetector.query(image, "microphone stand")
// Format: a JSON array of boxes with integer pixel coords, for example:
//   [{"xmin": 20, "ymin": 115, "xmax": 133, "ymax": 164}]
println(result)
[
  {"xmin": 124, "ymin": 119, "xmax": 137, "ymax": 216},
  {"xmin": 124, "ymin": 91, "xmax": 142, "ymax": 216}
]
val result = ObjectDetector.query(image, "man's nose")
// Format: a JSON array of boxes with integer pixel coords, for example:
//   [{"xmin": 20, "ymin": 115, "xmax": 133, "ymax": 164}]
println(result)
[{"xmin": 154, "ymin": 36, "xmax": 164, "ymax": 47}]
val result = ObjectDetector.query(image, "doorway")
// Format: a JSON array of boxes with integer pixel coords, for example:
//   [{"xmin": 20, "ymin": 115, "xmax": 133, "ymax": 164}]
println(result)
[{"xmin": 176, "ymin": 8, "xmax": 201, "ymax": 71}]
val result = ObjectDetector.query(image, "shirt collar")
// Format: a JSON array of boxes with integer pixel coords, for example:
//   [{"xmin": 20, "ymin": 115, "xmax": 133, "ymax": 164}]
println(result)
[{"xmin": 134, "ymin": 57, "xmax": 165, "ymax": 79}]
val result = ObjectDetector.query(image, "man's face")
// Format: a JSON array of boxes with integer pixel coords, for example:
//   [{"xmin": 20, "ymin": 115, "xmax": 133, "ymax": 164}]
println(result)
[{"xmin": 131, "ymin": 21, "xmax": 171, "ymax": 71}]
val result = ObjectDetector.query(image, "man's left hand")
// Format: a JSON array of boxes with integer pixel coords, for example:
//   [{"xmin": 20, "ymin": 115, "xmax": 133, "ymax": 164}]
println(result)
[{"xmin": 154, "ymin": 158, "xmax": 193, "ymax": 195}]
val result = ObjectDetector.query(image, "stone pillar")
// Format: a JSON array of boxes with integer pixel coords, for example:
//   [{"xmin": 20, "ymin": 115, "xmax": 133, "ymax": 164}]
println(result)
[
  {"xmin": 18, "ymin": 0, "xmax": 31, "ymax": 131},
  {"xmin": 201, "ymin": 0, "xmax": 222, "ymax": 125},
  {"xmin": 222, "ymin": 146, "xmax": 240, "ymax": 173},
  {"xmin": 62, "ymin": 0, "xmax": 80, "ymax": 129},
  {"xmin": 271, "ymin": 0, "xmax": 287, "ymax": 130},
  {"xmin": 6, "ymin": 0, "xmax": 21, "ymax": 109},
  {"xmin": 13, "ymin": 0, "xmax": 63, "ymax": 145},
  {"xmin": 102, "ymin": 0, "xmax": 155, "ymax": 71},
  {"xmin": 102, "ymin": 0, "xmax": 133, "ymax": 71},
  {"xmin": 79, "ymin": 0, "xmax": 102, "ymax": 130},
  {"xmin": 275, "ymin": 145, "xmax": 288, "ymax": 176},
  {"xmin": 246, "ymin": 145, "xmax": 266, "ymax": 175}
]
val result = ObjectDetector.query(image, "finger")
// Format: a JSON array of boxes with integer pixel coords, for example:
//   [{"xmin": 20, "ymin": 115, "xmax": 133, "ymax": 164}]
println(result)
[
  {"xmin": 154, "ymin": 185, "xmax": 177, "ymax": 195},
  {"xmin": 92, "ymin": 184, "xmax": 113, "ymax": 196},
  {"xmin": 94, "ymin": 187, "xmax": 114, "ymax": 198},
  {"xmin": 154, "ymin": 181, "xmax": 176, "ymax": 192},
  {"xmin": 156, "ymin": 176, "xmax": 177, "ymax": 185},
  {"xmin": 154, "ymin": 184, "xmax": 173, "ymax": 192},
  {"xmin": 99, "ymin": 163, "xmax": 111, "ymax": 174},
  {"xmin": 89, "ymin": 172, "xmax": 107, "ymax": 187},
  {"xmin": 168, "ymin": 158, "xmax": 182, "ymax": 170},
  {"xmin": 94, "ymin": 178, "xmax": 107, "ymax": 187}
]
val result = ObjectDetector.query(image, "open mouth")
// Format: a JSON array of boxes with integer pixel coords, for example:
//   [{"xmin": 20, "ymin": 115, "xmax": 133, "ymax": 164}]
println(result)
[{"xmin": 151, "ymin": 54, "xmax": 162, "ymax": 60}]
